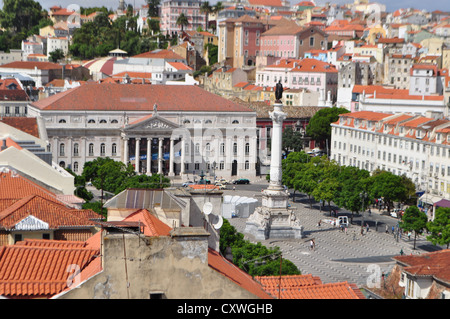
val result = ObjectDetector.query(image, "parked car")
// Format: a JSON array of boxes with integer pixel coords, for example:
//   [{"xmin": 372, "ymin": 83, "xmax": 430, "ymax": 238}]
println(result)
[
  {"xmin": 233, "ymin": 178, "xmax": 250, "ymax": 184},
  {"xmin": 215, "ymin": 183, "xmax": 227, "ymax": 189}
]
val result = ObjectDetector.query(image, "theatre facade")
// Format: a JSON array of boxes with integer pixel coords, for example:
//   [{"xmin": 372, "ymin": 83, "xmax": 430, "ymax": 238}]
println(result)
[{"xmin": 28, "ymin": 83, "xmax": 258, "ymax": 180}]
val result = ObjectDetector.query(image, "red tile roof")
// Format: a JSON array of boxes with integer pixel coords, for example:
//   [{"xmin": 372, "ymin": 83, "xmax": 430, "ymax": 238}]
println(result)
[
  {"xmin": 0, "ymin": 238, "xmax": 100, "ymax": 298},
  {"xmin": 207, "ymin": 248, "xmax": 273, "ymax": 299},
  {"xmin": 0, "ymin": 117, "xmax": 39, "ymax": 138},
  {"xmin": 255, "ymin": 274, "xmax": 364, "ymax": 299},
  {"xmin": 0, "ymin": 61, "xmax": 62, "ymax": 70},
  {"xmin": 31, "ymin": 83, "xmax": 254, "ymax": 113},
  {"xmin": 0, "ymin": 194, "xmax": 100, "ymax": 230},
  {"xmin": 394, "ymin": 249, "xmax": 450, "ymax": 283},
  {"xmin": 122, "ymin": 209, "xmax": 172, "ymax": 237},
  {"xmin": 132, "ymin": 49, "xmax": 184, "ymax": 60}
]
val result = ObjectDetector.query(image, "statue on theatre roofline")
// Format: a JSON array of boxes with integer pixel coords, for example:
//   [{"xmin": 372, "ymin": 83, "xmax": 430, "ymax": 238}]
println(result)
[{"xmin": 275, "ymin": 80, "xmax": 283, "ymax": 103}]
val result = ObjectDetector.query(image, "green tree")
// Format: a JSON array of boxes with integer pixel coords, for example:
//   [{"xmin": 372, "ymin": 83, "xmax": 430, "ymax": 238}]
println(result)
[
  {"xmin": 81, "ymin": 157, "xmax": 135, "ymax": 195},
  {"xmin": 306, "ymin": 106, "xmax": 349, "ymax": 146},
  {"xmin": 282, "ymin": 151, "xmax": 309, "ymax": 202},
  {"xmin": 146, "ymin": 0, "xmax": 161, "ymax": 18},
  {"xmin": 292, "ymin": 156, "xmax": 324, "ymax": 208},
  {"xmin": 219, "ymin": 219, "xmax": 300, "ymax": 277},
  {"xmin": 400, "ymin": 206, "xmax": 428, "ymax": 250},
  {"xmin": 0, "ymin": 0, "xmax": 43, "ymax": 34},
  {"xmin": 311, "ymin": 159, "xmax": 340, "ymax": 215},
  {"xmin": 427, "ymin": 207, "xmax": 450, "ymax": 249},
  {"xmin": 116, "ymin": 174, "xmax": 171, "ymax": 194},
  {"xmin": 368, "ymin": 170, "xmax": 408, "ymax": 213},
  {"xmin": 200, "ymin": 1, "xmax": 213, "ymax": 31},
  {"xmin": 335, "ymin": 165, "xmax": 370, "ymax": 222},
  {"xmin": 176, "ymin": 13, "xmax": 189, "ymax": 32},
  {"xmin": 48, "ymin": 48, "xmax": 65, "ymax": 62},
  {"xmin": 282, "ymin": 126, "xmax": 304, "ymax": 156}
]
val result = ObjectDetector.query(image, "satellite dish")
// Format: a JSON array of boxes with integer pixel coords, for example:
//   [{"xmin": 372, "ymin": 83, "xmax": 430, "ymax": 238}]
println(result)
[
  {"xmin": 203, "ymin": 202, "xmax": 213, "ymax": 215},
  {"xmin": 213, "ymin": 215, "xmax": 223, "ymax": 230}
]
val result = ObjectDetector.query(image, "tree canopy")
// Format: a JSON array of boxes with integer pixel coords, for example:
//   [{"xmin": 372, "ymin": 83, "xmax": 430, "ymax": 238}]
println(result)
[
  {"xmin": 427, "ymin": 207, "xmax": 450, "ymax": 249},
  {"xmin": 399, "ymin": 206, "xmax": 428, "ymax": 250},
  {"xmin": 306, "ymin": 106, "xmax": 349, "ymax": 145},
  {"xmin": 219, "ymin": 219, "xmax": 301, "ymax": 277}
]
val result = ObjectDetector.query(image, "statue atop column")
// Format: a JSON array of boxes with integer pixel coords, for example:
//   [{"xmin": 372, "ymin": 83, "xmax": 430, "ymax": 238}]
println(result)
[{"xmin": 275, "ymin": 80, "xmax": 283, "ymax": 103}]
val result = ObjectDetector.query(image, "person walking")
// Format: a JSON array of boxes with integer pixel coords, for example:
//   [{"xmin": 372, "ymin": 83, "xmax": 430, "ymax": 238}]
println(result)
[{"xmin": 366, "ymin": 223, "xmax": 369, "ymax": 233}]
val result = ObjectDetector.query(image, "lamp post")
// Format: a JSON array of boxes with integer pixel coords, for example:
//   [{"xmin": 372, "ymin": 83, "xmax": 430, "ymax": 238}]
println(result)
[{"xmin": 212, "ymin": 161, "xmax": 216, "ymax": 182}]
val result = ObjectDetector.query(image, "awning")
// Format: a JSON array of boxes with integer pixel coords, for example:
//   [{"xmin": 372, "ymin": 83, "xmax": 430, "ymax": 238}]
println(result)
[
  {"xmin": 434, "ymin": 199, "xmax": 450, "ymax": 208},
  {"xmin": 418, "ymin": 194, "xmax": 442, "ymax": 205}
]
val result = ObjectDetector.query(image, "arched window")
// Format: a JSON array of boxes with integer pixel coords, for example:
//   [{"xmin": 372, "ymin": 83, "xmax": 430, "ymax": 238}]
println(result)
[
  {"xmin": 245, "ymin": 143, "xmax": 250, "ymax": 155},
  {"xmin": 59, "ymin": 161, "xmax": 65, "ymax": 168},
  {"xmin": 73, "ymin": 143, "xmax": 79, "ymax": 156},
  {"xmin": 73, "ymin": 162, "xmax": 79, "ymax": 172},
  {"xmin": 111, "ymin": 119, "xmax": 119, "ymax": 124},
  {"xmin": 59, "ymin": 143, "xmax": 65, "ymax": 156},
  {"xmin": 88, "ymin": 143, "xmax": 94, "ymax": 156},
  {"xmin": 100, "ymin": 143, "xmax": 106, "ymax": 156},
  {"xmin": 233, "ymin": 142, "xmax": 237, "ymax": 155},
  {"xmin": 88, "ymin": 119, "xmax": 96, "ymax": 124},
  {"xmin": 205, "ymin": 143, "xmax": 211, "ymax": 156},
  {"xmin": 183, "ymin": 119, "xmax": 191, "ymax": 124},
  {"xmin": 205, "ymin": 119, "xmax": 212, "ymax": 124},
  {"xmin": 245, "ymin": 160, "xmax": 250, "ymax": 170},
  {"xmin": 220, "ymin": 142, "xmax": 225, "ymax": 155},
  {"xmin": 99, "ymin": 119, "xmax": 107, "ymax": 123},
  {"xmin": 58, "ymin": 119, "xmax": 66, "ymax": 123},
  {"xmin": 112, "ymin": 143, "xmax": 117, "ymax": 156},
  {"xmin": 232, "ymin": 120, "xmax": 239, "ymax": 124}
]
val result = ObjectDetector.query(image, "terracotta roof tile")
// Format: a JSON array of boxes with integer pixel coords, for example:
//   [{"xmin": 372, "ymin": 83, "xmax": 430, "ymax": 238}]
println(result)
[
  {"xmin": 31, "ymin": 83, "xmax": 254, "ymax": 113},
  {"xmin": 0, "ymin": 171, "xmax": 59, "ymax": 202},
  {"xmin": 132, "ymin": 49, "xmax": 184, "ymax": 60},
  {"xmin": 123, "ymin": 209, "xmax": 172, "ymax": 237},
  {"xmin": 394, "ymin": 249, "xmax": 450, "ymax": 283},
  {"xmin": 0, "ymin": 117, "xmax": 40, "ymax": 138},
  {"xmin": 0, "ymin": 194, "xmax": 100, "ymax": 230},
  {"xmin": 207, "ymin": 248, "xmax": 273, "ymax": 299},
  {"xmin": 0, "ymin": 239, "xmax": 100, "ymax": 297},
  {"xmin": 0, "ymin": 61, "xmax": 62, "ymax": 70}
]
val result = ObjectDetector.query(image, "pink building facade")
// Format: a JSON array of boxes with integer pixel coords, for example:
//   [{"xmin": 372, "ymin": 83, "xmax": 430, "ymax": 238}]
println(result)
[{"xmin": 160, "ymin": 0, "xmax": 206, "ymax": 36}]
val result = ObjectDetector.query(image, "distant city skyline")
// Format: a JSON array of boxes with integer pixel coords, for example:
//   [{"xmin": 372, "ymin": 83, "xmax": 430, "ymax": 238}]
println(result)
[{"xmin": 0, "ymin": 0, "xmax": 448, "ymax": 14}]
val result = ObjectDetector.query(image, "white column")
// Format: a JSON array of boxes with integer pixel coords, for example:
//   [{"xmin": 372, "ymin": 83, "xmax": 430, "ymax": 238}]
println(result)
[
  {"xmin": 169, "ymin": 138, "xmax": 175, "ymax": 176},
  {"xmin": 123, "ymin": 137, "xmax": 129, "ymax": 165},
  {"xmin": 135, "ymin": 137, "xmax": 140, "ymax": 173},
  {"xmin": 158, "ymin": 137, "xmax": 163, "ymax": 174},
  {"xmin": 268, "ymin": 102, "xmax": 286, "ymax": 190},
  {"xmin": 180, "ymin": 138, "xmax": 185, "ymax": 175},
  {"xmin": 146, "ymin": 138, "xmax": 152, "ymax": 175}
]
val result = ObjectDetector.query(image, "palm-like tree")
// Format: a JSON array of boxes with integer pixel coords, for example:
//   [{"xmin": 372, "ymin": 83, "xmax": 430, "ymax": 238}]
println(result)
[
  {"xmin": 213, "ymin": 1, "xmax": 224, "ymax": 15},
  {"xmin": 176, "ymin": 13, "xmax": 189, "ymax": 32},
  {"xmin": 200, "ymin": 1, "xmax": 213, "ymax": 31}
]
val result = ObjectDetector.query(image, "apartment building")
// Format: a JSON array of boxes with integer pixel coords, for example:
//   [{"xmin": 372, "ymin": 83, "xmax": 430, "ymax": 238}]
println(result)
[
  {"xmin": 330, "ymin": 111, "xmax": 450, "ymax": 201},
  {"xmin": 160, "ymin": 0, "xmax": 206, "ymax": 36}
]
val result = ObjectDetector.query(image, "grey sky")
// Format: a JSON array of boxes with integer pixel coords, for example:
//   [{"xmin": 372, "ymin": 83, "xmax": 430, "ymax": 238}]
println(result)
[{"xmin": 1, "ymin": 0, "xmax": 448, "ymax": 15}]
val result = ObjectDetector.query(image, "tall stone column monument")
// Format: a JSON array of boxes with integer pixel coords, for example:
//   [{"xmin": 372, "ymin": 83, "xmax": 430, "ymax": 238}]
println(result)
[{"xmin": 245, "ymin": 81, "xmax": 303, "ymax": 240}]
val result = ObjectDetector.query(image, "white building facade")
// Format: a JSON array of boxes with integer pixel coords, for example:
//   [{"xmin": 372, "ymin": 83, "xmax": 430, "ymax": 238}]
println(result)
[
  {"xmin": 27, "ymin": 83, "xmax": 258, "ymax": 180},
  {"xmin": 330, "ymin": 111, "xmax": 450, "ymax": 202}
]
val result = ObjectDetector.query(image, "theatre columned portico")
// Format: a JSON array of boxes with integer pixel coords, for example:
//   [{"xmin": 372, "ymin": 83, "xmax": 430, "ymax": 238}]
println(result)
[{"xmin": 122, "ymin": 112, "xmax": 180, "ymax": 175}]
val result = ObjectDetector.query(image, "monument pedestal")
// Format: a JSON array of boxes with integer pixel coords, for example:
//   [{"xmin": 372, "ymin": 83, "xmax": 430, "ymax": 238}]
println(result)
[
  {"xmin": 244, "ymin": 99, "xmax": 303, "ymax": 240},
  {"xmin": 245, "ymin": 188, "xmax": 303, "ymax": 240}
]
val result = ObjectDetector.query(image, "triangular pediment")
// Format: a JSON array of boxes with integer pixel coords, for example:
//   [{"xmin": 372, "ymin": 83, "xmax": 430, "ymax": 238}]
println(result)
[
  {"xmin": 15, "ymin": 215, "xmax": 49, "ymax": 231},
  {"xmin": 124, "ymin": 114, "xmax": 179, "ymax": 132}
]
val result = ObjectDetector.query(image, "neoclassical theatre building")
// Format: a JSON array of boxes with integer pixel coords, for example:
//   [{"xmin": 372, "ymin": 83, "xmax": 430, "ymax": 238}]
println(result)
[{"xmin": 28, "ymin": 83, "xmax": 258, "ymax": 180}]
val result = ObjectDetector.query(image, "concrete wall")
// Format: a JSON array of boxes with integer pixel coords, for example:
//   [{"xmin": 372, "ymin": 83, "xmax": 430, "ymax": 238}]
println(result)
[{"xmin": 59, "ymin": 228, "xmax": 261, "ymax": 299}]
